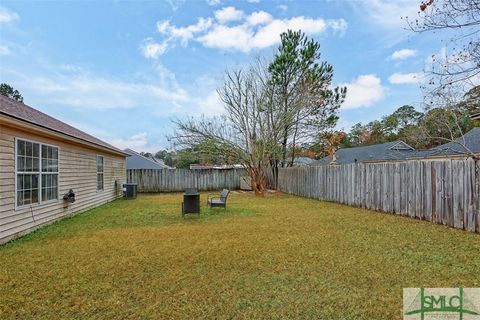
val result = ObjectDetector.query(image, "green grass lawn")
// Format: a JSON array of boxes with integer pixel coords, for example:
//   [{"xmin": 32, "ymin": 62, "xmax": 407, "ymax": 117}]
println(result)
[{"xmin": 1, "ymin": 192, "xmax": 479, "ymax": 319}]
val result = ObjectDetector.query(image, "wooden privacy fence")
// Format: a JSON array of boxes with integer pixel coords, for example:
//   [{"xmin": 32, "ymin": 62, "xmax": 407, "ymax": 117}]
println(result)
[
  {"xmin": 277, "ymin": 159, "xmax": 480, "ymax": 233},
  {"xmin": 127, "ymin": 169, "xmax": 246, "ymax": 192}
]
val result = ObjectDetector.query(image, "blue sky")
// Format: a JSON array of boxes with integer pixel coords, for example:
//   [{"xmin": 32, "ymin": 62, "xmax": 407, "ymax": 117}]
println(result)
[{"xmin": 0, "ymin": 0, "xmax": 440, "ymax": 152}]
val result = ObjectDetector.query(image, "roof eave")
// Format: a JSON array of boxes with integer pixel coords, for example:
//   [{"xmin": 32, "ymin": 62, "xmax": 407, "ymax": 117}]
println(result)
[{"xmin": 1, "ymin": 113, "xmax": 128, "ymax": 157}]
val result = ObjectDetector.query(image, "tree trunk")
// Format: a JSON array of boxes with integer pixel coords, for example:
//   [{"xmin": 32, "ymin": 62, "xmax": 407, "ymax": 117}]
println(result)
[
  {"xmin": 269, "ymin": 159, "xmax": 278, "ymax": 189},
  {"xmin": 247, "ymin": 168, "xmax": 266, "ymax": 196}
]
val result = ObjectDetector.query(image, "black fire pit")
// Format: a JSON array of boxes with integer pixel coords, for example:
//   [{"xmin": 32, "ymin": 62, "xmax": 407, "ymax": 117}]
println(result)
[{"xmin": 182, "ymin": 188, "xmax": 200, "ymax": 217}]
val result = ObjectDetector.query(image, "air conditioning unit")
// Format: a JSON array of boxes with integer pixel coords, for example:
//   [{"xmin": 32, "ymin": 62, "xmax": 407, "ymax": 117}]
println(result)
[{"xmin": 123, "ymin": 183, "xmax": 138, "ymax": 199}]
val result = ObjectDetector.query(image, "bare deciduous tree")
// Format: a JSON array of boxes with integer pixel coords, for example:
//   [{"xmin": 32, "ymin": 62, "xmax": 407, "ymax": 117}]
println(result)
[
  {"xmin": 406, "ymin": 0, "xmax": 480, "ymax": 101},
  {"xmin": 172, "ymin": 62, "xmax": 277, "ymax": 195}
]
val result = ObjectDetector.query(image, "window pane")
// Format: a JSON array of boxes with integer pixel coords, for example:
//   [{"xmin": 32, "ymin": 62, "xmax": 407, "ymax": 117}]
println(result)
[
  {"xmin": 33, "ymin": 144, "xmax": 39, "ymax": 157},
  {"xmin": 41, "ymin": 174, "xmax": 58, "ymax": 201},
  {"xmin": 42, "ymin": 146, "xmax": 58, "ymax": 173},
  {"xmin": 32, "ymin": 189, "xmax": 39, "ymax": 203},
  {"xmin": 17, "ymin": 190, "xmax": 23, "ymax": 206},
  {"xmin": 26, "ymin": 142, "xmax": 32, "ymax": 157},
  {"xmin": 17, "ymin": 156, "xmax": 24, "ymax": 171},
  {"xmin": 23, "ymin": 190, "xmax": 31, "ymax": 205},
  {"xmin": 17, "ymin": 175, "xmax": 23, "ymax": 190},
  {"xmin": 17, "ymin": 140, "xmax": 25, "ymax": 156},
  {"xmin": 26, "ymin": 157, "xmax": 32, "ymax": 172},
  {"xmin": 97, "ymin": 156, "xmax": 103, "ymax": 173},
  {"xmin": 32, "ymin": 175, "xmax": 38, "ymax": 190},
  {"xmin": 97, "ymin": 173, "xmax": 104, "ymax": 191},
  {"xmin": 51, "ymin": 160, "xmax": 58, "ymax": 172},
  {"xmin": 25, "ymin": 175, "xmax": 31, "ymax": 189},
  {"xmin": 33, "ymin": 158, "xmax": 40, "ymax": 172}
]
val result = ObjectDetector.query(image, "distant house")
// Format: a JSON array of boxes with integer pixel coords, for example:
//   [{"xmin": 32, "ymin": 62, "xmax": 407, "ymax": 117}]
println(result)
[
  {"xmin": 0, "ymin": 95, "xmax": 127, "ymax": 243},
  {"xmin": 286, "ymin": 157, "xmax": 317, "ymax": 167},
  {"xmin": 313, "ymin": 141, "xmax": 415, "ymax": 165},
  {"xmin": 124, "ymin": 148, "xmax": 172, "ymax": 169},
  {"xmin": 190, "ymin": 163, "xmax": 214, "ymax": 170},
  {"xmin": 409, "ymin": 127, "xmax": 480, "ymax": 160},
  {"xmin": 189, "ymin": 163, "xmax": 244, "ymax": 170}
]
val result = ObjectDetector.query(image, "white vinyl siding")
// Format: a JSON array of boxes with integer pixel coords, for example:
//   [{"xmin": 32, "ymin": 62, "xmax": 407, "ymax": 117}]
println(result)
[{"xmin": 1, "ymin": 125, "xmax": 126, "ymax": 244}]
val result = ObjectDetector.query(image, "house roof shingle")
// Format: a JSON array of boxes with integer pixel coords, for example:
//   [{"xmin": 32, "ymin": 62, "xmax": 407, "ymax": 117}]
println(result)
[
  {"xmin": 312, "ymin": 141, "xmax": 415, "ymax": 165},
  {"xmin": 0, "ymin": 95, "xmax": 125, "ymax": 155},
  {"xmin": 409, "ymin": 127, "xmax": 480, "ymax": 159}
]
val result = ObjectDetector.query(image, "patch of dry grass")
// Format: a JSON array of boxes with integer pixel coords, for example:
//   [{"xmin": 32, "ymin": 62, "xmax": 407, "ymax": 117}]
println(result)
[{"xmin": 0, "ymin": 192, "xmax": 479, "ymax": 319}]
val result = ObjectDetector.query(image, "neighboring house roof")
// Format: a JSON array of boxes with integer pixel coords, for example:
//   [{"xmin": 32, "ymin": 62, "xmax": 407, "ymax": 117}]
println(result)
[
  {"xmin": 291, "ymin": 157, "xmax": 317, "ymax": 166},
  {"xmin": 409, "ymin": 127, "xmax": 480, "ymax": 159},
  {"xmin": 312, "ymin": 141, "xmax": 415, "ymax": 165},
  {"xmin": 143, "ymin": 153, "xmax": 173, "ymax": 169},
  {"xmin": 0, "ymin": 95, "xmax": 125, "ymax": 155},
  {"xmin": 124, "ymin": 148, "xmax": 172, "ymax": 169}
]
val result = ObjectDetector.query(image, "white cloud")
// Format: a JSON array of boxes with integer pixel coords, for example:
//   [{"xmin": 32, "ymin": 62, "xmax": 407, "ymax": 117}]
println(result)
[
  {"xmin": 351, "ymin": 0, "xmax": 419, "ymax": 29},
  {"xmin": 246, "ymin": 11, "xmax": 272, "ymax": 25},
  {"xmin": 340, "ymin": 74, "xmax": 387, "ymax": 109},
  {"xmin": 327, "ymin": 19, "xmax": 348, "ymax": 36},
  {"xmin": 277, "ymin": 5, "xmax": 288, "ymax": 13},
  {"xmin": 0, "ymin": 44, "xmax": 10, "ymax": 55},
  {"xmin": 199, "ymin": 15, "xmax": 339, "ymax": 52},
  {"xmin": 165, "ymin": 0, "xmax": 185, "ymax": 11},
  {"xmin": 390, "ymin": 49, "xmax": 417, "ymax": 60},
  {"xmin": 198, "ymin": 24, "xmax": 252, "ymax": 52},
  {"xmin": 247, "ymin": 0, "xmax": 261, "ymax": 3},
  {"xmin": 0, "ymin": 7, "xmax": 19, "ymax": 24},
  {"xmin": 144, "ymin": 7, "xmax": 347, "ymax": 54},
  {"xmin": 140, "ymin": 38, "xmax": 168, "ymax": 59},
  {"xmin": 206, "ymin": 0, "xmax": 221, "ymax": 6},
  {"xmin": 214, "ymin": 6, "xmax": 245, "ymax": 24},
  {"xmin": 108, "ymin": 132, "xmax": 149, "ymax": 151},
  {"xmin": 7, "ymin": 63, "xmax": 189, "ymax": 111},
  {"xmin": 156, "ymin": 18, "xmax": 213, "ymax": 46},
  {"xmin": 197, "ymin": 90, "xmax": 224, "ymax": 116},
  {"xmin": 388, "ymin": 72, "xmax": 423, "ymax": 84}
]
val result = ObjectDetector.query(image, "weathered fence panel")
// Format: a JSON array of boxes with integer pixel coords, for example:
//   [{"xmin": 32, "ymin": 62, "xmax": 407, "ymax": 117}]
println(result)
[
  {"xmin": 277, "ymin": 159, "xmax": 480, "ymax": 233},
  {"xmin": 127, "ymin": 169, "xmax": 246, "ymax": 192}
]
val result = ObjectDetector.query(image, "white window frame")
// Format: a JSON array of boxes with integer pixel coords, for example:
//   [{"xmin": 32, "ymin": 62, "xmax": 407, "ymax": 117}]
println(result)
[
  {"xmin": 96, "ymin": 155, "xmax": 104, "ymax": 192},
  {"xmin": 15, "ymin": 137, "xmax": 60, "ymax": 210}
]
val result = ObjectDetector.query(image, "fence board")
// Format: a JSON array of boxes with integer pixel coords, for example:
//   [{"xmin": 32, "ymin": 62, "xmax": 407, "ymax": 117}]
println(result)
[
  {"xmin": 277, "ymin": 159, "xmax": 479, "ymax": 233},
  {"xmin": 127, "ymin": 169, "xmax": 246, "ymax": 193}
]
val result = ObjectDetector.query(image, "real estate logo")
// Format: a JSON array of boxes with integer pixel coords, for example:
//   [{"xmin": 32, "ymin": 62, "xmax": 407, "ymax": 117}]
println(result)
[{"xmin": 404, "ymin": 288, "xmax": 480, "ymax": 320}]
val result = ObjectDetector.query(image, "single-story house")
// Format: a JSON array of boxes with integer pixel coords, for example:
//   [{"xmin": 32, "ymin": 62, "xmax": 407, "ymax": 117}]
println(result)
[
  {"xmin": 0, "ymin": 95, "xmax": 127, "ymax": 244},
  {"xmin": 313, "ymin": 141, "xmax": 416, "ymax": 165},
  {"xmin": 408, "ymin": 127, "xmax": 480, "ymax": 160},
  {"xmin": 124, "ymin": 148, "xmax": 172, "ymax": 169}
]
